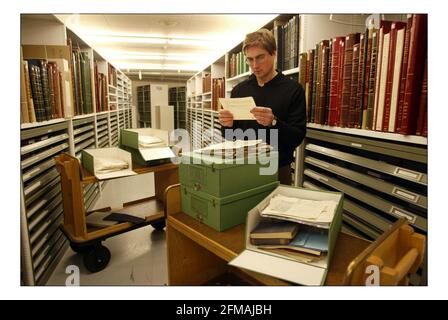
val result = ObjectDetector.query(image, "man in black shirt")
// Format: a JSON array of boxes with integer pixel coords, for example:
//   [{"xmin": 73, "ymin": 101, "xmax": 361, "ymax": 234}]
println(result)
[{"xmin": 219, "ymin": 28, "xmax": 306, "ymax": 184}]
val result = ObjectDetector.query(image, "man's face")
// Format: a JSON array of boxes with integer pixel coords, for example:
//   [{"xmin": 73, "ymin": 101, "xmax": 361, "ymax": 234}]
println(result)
[{"xmin": 245, "ymin": 46, "xmax": 276, "ymax": 80}]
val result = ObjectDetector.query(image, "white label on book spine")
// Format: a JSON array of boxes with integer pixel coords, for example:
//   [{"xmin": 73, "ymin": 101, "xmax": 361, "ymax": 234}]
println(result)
[
  {"xmin": 350, "ymin": 143, "xmax": 363, "ymax": 148},
  {"xmin": 390, "ymin": 206, "xmax": 416, "ymax": 224},
  {"xmin": 392, "ymin": 187, "xmax": 419, "ymax": 203},
  {"xmin": 394, "ymin": 167, "xmax": 422, "ymax": 182}
]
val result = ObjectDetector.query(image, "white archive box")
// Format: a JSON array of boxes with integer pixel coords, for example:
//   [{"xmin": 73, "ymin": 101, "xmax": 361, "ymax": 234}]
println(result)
[
  {"xmin": 81, "ymin": 147, "xmax": 137, "ymax": 180},
  {"xmin": 228, "ymin": 184, "xmax": 343, "ymax": 286}
]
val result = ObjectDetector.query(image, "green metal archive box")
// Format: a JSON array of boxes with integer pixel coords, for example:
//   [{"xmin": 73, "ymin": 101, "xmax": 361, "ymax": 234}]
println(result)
[
  {"xmin": 181, "ymin": 181, "xmax": 279, "ymax": 231},
  {"xmin": 179, "ymin": 151, "xmax": 279, "ymax": 197}
]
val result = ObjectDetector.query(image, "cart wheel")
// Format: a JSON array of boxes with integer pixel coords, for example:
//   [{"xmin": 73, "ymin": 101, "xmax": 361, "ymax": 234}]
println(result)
[
  {"xmin": 70, "ymin": 242, "xmax": 92, "ymax": 254},
  {"xmin": 83, "ymin": 245, "xmax": 111, "ymax": 273},
  {"xmin": 151, "ymin": 220, "xmax": 166, "ymax": 231}
]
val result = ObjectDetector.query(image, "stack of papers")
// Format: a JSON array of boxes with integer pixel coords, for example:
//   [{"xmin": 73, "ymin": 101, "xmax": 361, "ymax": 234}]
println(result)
[
  {"xmin": 194, "ymin": 139, "xmax": 272, "ymax": 158},
  {"xmin": 260, "ymin": 195, "xmax": 338, "ymax": 228},
  {"xmin": 138, "ymin": 135, "xmax": 165, "ymax": 148},
  {"xmin": 95, "ymin": 157, "xmax": 129, "ymax": 174}
]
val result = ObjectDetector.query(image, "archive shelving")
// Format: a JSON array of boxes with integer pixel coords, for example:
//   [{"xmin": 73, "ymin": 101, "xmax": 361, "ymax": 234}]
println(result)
[
  {"xmin": 20, "ymin": 14, "xmax": 133, "ymax": 285},
  {"xmin": 137, "ymin": 85, "xmax": 151, "ymax": 128},
  {"xmin": 169, "ymin": 86, "xmax": 187, "ymax": 130},
  {"xmin": 185, "ymin": 14, "xmax": 427, "ymax": 266}
]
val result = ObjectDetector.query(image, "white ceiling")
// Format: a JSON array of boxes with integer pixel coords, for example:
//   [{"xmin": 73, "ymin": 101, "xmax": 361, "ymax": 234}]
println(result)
[{"xmin": 56, "ymin": 14, "xmax": 277, "ymax": 81}]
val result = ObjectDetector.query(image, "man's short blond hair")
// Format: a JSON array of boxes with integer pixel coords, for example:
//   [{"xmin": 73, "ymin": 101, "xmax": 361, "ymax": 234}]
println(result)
[{"xmin": 242, "ymin": 28, "xmax": 277, "ymax": 55}]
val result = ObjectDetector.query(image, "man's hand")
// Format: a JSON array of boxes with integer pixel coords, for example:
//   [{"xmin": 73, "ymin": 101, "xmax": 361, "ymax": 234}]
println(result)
[
  {"xmin": 251, "ymin": 106, "xmax": 275, "ymax": 127},
  {"xmin": 219, "ymin": 109, "xmax": 234, "ymax": 127}
]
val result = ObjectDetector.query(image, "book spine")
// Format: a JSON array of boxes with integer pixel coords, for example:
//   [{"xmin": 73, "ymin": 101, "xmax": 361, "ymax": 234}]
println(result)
[
  {"xmin": 375, "ymin": 31, "xmax": 391, "ymax": 131},
  {"xmin": 358, "ymin": 32, "xmax": 367, "ymax": 129},
  {"xmin": 328, "ymin": 38, "xmax": 340, "ymax": 126},
  {"xmin": 315, "ymin": 43, "xmax": 322, "ymax": 123},
  {"xmin": 366, "ymin": 30, "xmax": 378, "ymax": 130},
  {"xmin": 416, "ymin": 58, "xmax": 427, "ymax": 136},
  {"xmin": 383, "ymin": 22, "xmax": 406, "ymax": 132},
  {"xmin": 388, "ymin": 27, "xmax": 406, "ymax": 132},
  {"xmin": 349, "ymin": 43, "xmax": 360, "ymax": 128},
  {"xmin": 20, "ymin": 60, "xmax": 30, "ymax": 124},
  {"xmin": 400, "ymin": 14, "xmax": 428, "ymax": 135},
  {"xmin": 28, "ymin": 62, "xmax": 46, "ymax": 122},
  {"xmin": 340, "ymin": 33, "xmax": 359, "ymax": 127},
  {"xmin": 307, "ymin": 49, "xmax": 314, "ymax": 122},
  {"xmin": 23, "ymin": 62, "xmax": 36, "ymax": 122},
  {"xmin": 59, "ymin": 71, "xmax": 65, "ymax": 118},
  {"xmin": 311, "ymin": 46, "xmax": 318, "ymax": 123},
  {"xmin": 362, "ymin": 30, "xmax": 373, "ymax": 129},
  {"xmin": 325, "ymin": 41, "xmax": 332, "ymax": 125},
  {"xmin": 46, "ymin": 62, "xmax": 55, "ymax": 119},
  {"xmin": 396, "ymin": 15, "xmax": 413, "ymax": 132},
  {"xmin": 39, "ymin": 60, "xmax": 51, "ymax": 120},
  {"xmin": 318, "ymin": 42, "xmax": 329, "ymax": 124}
]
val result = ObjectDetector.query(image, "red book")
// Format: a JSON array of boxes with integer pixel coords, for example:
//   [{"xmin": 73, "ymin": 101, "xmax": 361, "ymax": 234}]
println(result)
[
  {"xmin": 349, "ymin": 43, "xmax": 360, "ymax": 128},
  {"xmin": 306, "ymin": 49, "xmax": 315, "ymax": 122},
  {"xmin": 399, "ymin": 14, "xmax": 428, "ymax": 135},
  {"xmin": 356, "ymin": 32, "xmax": 367, "ymax": 129},
  {"xmin": 340, "ymin": 33, "xmax": 360, "ymax": 127},
  {"xmin": 362, "ymin": 29, "xmax": 374, "ymax": 129},
  {"xmin": 382, "ymin": 21, "xmax": 407, "ymax": 132},
  {"xmin": 416, "ymin": 58, "xmax": 427, "ymax": 136},
  {"xmin": 336, "ymin": 39, "xmax": 345, "ymax": 127},
  {"xmin": 328, "ymin": 36, "xmax": 345, "ymax": 126},
  {"xmin": 318, "ymin": 43, "xmax": 330, "ymax": 124},
  {"xmin": 396, "ymin": 15, "xmax": 413, "ymax": 132}
]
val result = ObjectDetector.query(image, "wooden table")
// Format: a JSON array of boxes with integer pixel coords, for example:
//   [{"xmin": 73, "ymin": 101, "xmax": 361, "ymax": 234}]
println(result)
[{"xmin": 167, "ymin": 212, "xmax": 371, "ymax": 285}]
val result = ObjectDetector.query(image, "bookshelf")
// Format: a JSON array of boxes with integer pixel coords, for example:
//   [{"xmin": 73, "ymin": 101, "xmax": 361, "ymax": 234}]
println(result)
[
  {"xmin": 20, "ymin": 14, "xmax": 133, "ymax": 285},
  {"xmin": 185, "ymin": 14, "xmax": 427, "ymax": 275},
  {"xmin": 169, "ymin": 86, "xmax": 187, "ymax": 130}
]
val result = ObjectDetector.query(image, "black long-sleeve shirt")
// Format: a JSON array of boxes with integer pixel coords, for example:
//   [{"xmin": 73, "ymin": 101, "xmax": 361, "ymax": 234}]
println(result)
[{"xmin": 221, "ymin": 71, "xmax": 306, "ymax": 167}]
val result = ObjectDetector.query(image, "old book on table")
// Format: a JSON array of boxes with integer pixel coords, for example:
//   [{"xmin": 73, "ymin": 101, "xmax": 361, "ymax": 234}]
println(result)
[
  {"xmin": 258, "ymin": 228, "xmax": 329, "ymax": 256},
  {"xmin": 250, "ymin": 220, "xmax": 299, "ymax": 240}
]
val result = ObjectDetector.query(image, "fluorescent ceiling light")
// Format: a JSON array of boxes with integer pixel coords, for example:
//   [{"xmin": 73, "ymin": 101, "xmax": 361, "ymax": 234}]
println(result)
[
  {"xmin": 84, "ymin": 35, "xmax": 213, "ymax": 47},
  {"xmin": 115, "ymin": 62, "xmax": 202, "ymax": 71}
]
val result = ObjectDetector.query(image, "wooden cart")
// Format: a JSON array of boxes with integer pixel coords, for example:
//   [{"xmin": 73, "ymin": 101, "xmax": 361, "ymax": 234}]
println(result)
[{"xmin": 54, "ymin": 153, "xmax": 178, "ymax": 273}]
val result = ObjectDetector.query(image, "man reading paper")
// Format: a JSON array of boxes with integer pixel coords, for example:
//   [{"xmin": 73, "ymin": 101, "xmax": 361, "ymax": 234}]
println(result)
[{"xmin": 219, "ymin": 28, "xmax": 306, "ymax": 184}]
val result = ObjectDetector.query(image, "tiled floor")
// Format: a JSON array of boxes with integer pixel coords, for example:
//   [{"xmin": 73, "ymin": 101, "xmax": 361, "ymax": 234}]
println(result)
[{"xmin": 46, "ymin": 220, "xmax": 168, "ymax": 286}]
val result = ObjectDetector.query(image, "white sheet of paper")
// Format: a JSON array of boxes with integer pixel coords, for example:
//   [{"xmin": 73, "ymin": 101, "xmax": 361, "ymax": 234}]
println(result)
[
  {"xmin": 139, "ymin": 147, "xmax": 175, "ymax": 161},
  {"xmin": 219, "ymin": 97, "xmax": 256, "ymax": 120}
]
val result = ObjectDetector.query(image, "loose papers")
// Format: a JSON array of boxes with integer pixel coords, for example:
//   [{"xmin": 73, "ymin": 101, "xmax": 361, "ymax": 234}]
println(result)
[
  {"xmin": 260, "ymin": 194, "xmax": 338, "ymax": 228},
  {"xmin": 219, "ymin": 97, "xmax": 256, "ymax": 120}
]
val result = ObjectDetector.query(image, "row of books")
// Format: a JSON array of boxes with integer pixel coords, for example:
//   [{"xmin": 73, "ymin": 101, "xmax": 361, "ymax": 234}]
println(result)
[
  {"xmin": 299, "ymin": 14, "xmax": 427, "ymax": 136},
  {"xmin": 20, "ymin": 58, "xmax": 67, "ymax": 123},
  {"xmin": 211, "ymin": 77, "xmax": 225, "ymax": 111},
  {"xmin": 273, "ymin": 15, "xmax": 300, "ymax": 72},
  {"xmin": 108, "ymin": 63, "xmax": 117, "ymax": 87},
  {"xmin": 202, "ymin": 73, "xmax": 211, "ymax": 93},
  {"xmin": 67, "ymin": 38, "xmax": 94, "ymax": 116},
  {"xmin": 94, "ymin": 61, "xmax": 109, "ymax": 113},
  {"xmin": 227, "ymin": 51, "xmax": 250, "ymax": 78}
]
